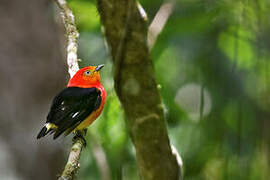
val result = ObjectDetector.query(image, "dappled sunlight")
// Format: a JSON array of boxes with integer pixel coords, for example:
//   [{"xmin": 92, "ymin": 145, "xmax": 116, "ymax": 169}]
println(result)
[{"xmin": 174, "ymin": 83, "xmax": 212, "ymax": 122}]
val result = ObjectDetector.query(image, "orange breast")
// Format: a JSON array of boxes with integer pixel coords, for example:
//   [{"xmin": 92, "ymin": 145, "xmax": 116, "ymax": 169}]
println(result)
[{"xmin": 74, "ymin": 85, "xmax": 106, "ymax": 131}]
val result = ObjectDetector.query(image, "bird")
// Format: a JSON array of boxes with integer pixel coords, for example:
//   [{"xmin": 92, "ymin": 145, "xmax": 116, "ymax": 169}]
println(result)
[{"xmin": 37, "ymin": 64, "xmax": 106, "ymax": 141}]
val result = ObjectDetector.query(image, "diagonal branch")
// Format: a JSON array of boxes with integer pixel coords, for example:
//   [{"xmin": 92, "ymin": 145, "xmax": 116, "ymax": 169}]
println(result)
[
  {"xmin": 54, "ymin": 0, "xmax": 83, "ymax": 179},
  {"xmin": 89, "ymin": 134, "xmax": 112, "ymax": 180},
  {"xmin": 148, "ymin": 0, "xmax": 176, "ymax": 50}
]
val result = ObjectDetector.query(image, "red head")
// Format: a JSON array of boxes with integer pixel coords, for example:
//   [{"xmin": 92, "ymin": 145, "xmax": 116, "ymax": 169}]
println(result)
[{"xmin": 68, "ymin": 65, "xmax": 104, "ymax": 88}]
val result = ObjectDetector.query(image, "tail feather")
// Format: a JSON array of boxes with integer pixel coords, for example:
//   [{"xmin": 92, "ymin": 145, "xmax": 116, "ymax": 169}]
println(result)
[
  {"xmin": 37, "ymin": 123, "xmax": 57, "ymax": 139},
  {"xmin": 53, "ymin": 129, "xmax": 66, "ymax": 140},
  {"xmin": 37, "ymin": 126, "xmax": 48, "ymax": 139}
]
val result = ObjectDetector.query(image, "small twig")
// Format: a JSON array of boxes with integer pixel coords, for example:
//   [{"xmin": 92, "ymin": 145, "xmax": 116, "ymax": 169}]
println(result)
[
  {"xmin": 148, "ymin": 0, "xmax": 176, "ymax": 50},
  {"xmin": 89, "ymin": 134, "xmax": 112, "ymax": 180},
  {"xmin": 54, "ymin": 0, "xmax": 83, "ymax": 179},
  {"xmin": 171, "ymin": 144, "xmax": 183, "ymax": 179},
  {"xmin": 137, "ymin": 2, "xmax": 148, "ymax": 21},
  {"xmin": 55, "ymin": 0, "xmax": 80, "ymax": 78}
]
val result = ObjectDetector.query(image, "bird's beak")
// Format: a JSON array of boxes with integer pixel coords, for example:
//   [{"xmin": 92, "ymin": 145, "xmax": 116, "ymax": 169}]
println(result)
[{"xmin": 95, "ymin": 64, "xmax": 104, "ymax": 71}]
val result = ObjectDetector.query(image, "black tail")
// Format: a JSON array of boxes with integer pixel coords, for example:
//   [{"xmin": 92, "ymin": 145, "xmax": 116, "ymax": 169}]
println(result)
[{"xmin": 37, "ymin": 126, "xmax": 51, "ymax": 139}]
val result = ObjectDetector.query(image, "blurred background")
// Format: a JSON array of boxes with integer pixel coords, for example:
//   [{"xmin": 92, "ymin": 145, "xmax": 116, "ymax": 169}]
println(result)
[{"xmin": 0, "ymin": 0, "xmax": 269, "ymax": 179}]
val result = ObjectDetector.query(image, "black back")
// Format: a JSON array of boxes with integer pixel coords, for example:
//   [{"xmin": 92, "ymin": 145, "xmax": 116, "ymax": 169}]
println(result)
[{"xmin": 46, "ymin": 87, "xmax": 101, "ymax": 139}]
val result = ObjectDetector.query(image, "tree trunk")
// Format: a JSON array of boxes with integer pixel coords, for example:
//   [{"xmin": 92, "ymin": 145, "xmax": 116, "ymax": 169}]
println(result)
[{"xmin": 97, "ymin": 1, "xmax": 180, "ymax": 179}]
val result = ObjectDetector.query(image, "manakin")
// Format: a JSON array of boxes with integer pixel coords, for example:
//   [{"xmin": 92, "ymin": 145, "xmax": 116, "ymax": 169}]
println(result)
[{"xmin": 37, "ymin": 65, "xmax": 106, "ymax": 140}]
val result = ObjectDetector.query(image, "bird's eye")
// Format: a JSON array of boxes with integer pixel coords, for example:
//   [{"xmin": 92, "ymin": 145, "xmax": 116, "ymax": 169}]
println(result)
[{"xmin": 84, "ymin": 70, "xmax": 91, "ymax": 76}]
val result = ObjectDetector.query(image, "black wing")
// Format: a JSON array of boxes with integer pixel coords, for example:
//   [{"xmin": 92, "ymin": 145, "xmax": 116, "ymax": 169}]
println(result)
[{"xmin": 44, "ymin": 87, "xmax": 101, "ymax": 139}]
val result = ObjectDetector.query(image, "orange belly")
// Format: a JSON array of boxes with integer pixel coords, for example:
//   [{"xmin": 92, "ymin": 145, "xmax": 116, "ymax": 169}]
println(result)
[
  {"xmin": 74, "ymin": 85, "xmax": 106, "ymax": 131},
  {"xmin": 74, "ymin": 106, "xmax": 103, "ymax": 130}
]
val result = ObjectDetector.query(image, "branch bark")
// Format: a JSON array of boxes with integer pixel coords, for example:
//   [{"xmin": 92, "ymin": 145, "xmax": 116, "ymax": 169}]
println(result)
[
  {"xmin": 97, "ymin": 1, "xmax": 180, "ymax": 179},
  {"xmin": 148, "ymin": 0, "xmax": 176, "ymax": 50},
  {"xmin": 58, "ymin": 138, "xmax": 85, "ymax": 180},
  {"xmin": 54, "ymin": 0, "xmax": 83, "ymax": 179},
  {"xmin": 55, "ymin": 0, "xmax": 80, "ymax": 78}
]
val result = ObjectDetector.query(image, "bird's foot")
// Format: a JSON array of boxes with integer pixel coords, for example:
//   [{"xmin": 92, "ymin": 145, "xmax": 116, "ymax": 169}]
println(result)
[{"xmin": 73, "ymin": 129, "xmax": 87, "ymax": 146}]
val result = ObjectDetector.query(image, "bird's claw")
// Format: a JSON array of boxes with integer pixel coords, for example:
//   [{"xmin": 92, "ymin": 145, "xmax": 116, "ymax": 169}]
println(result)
[{"xmin": 73, "ymin": 129, "xmax": 87, "ymax": 146}]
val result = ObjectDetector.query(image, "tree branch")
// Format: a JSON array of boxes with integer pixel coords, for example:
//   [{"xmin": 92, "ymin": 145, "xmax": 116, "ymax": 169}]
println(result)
[
  {"xmin": 58, "ymin": 138, "xmax": 85, "ymax": 180},
  {"xmin": 55, "ymin": 0, "xmax": 79, "ymax": 78},
  {"xmin": 148, "ymin": 0, "xmax": 176, "ymax": 50},
  {"xmin": 97, "ymin": 1, "xmax": 180, "ymax": 179},
  {"xmin": 89, "ymin": 134, "xmax": 112, "ymax": 180},
  {"xmin": 54, "ymin": 0, "xmax": 83, "ymax": 179}
]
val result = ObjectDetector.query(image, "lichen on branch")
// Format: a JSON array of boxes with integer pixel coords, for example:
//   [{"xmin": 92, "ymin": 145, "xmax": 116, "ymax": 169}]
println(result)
[
  {"xmin": 58, "ymin": 138, "xmax": 84, "ymax": 180},
  {"xmin": 55, "ymin": 0, "xmax": 79, "ymax": 78},
  {"xmin": 54, "ymin": 0, "xmax": 83, "ymax": 179}
]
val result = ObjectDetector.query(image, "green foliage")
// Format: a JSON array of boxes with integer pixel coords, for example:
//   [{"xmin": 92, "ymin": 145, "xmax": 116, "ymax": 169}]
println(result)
[
  {"xmin": 67, "ymin": 0, "xmax": 270, "ymax": 179},
  {"xmin": 68, "ymin": 0, "xmax": 99, "ymax": 31},
  {"xmin": 218, "ymin": 26, "xmax": 255, "ymax": 69}
]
